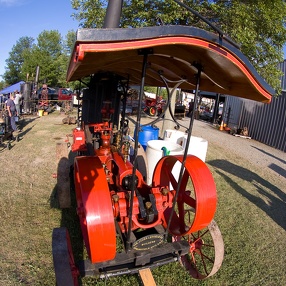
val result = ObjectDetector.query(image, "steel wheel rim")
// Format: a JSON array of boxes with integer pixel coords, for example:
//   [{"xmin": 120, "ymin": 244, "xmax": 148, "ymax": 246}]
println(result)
[
  {"xmin": 173, "ymin": 220, "xmax": 224, "ymax": 279},
  {"xmin": 52, "ymin": 227, "xmax": 79, "ymax": 286}
]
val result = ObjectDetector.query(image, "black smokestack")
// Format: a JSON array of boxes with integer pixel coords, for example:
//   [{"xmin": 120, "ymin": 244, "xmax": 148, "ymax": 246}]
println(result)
[{"xmin": 103, "ymin": 0, "xmax": 123, "ymax": 28}]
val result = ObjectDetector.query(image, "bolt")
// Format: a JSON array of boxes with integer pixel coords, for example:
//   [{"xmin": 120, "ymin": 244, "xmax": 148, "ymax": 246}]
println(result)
[
  {"xmin": 112, "ymin": 194, "xmax": 119, "ymax": 202},
  {"xmin": 145, "ymin": 201, "xmax": 152, "ymax": 209},
  {"xmin": 161, "ymin": 188, "xmax": 169, "ymax": 195}
]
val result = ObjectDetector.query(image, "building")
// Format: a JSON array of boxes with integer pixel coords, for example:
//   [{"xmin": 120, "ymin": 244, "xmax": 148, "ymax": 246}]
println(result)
[{"xmin": 222, "ymin": 60, "xmax": 286, "ymax": 152}]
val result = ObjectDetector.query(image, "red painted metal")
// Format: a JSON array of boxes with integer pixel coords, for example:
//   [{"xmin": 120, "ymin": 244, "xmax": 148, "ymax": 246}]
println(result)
[
  {"xmin": 74, "ymin": 156, "xmax": 116, "ymax": 263},
  {"xmin": 72, "ymin": 122, "xmax": 217, "ymax": 263},
  {"xmin": 67, "ymin": 119, "xmax": 221, "ymax": 278},
  {"xmin": 71, "ymin": 121, "xmax": 218, "ymax": 262},
  {"xmin": 152, "ymin": 155, "xmax": 217, "ymax": 235},
  {"xmin": 71, "ymin": 128, "xmax": 87, "ymax": 152}
]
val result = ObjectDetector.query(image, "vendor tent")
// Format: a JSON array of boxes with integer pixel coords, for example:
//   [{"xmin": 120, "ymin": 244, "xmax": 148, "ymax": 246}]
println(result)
[{"xmin": 0, "ymin": 81, "xmax": 25, "ymax": 95}]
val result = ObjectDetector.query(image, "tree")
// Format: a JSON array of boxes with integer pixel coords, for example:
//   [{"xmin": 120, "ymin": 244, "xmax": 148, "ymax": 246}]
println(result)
[
  {"xmin": 3, "ymin": 36, "xmax": 34, "ymax": 85},
  {"xmin": 0, "ymin": 80, "xmax": 6, "ymax": 91},
  {"xmin": 3, "ymin": 29, "xmax": 77, "ymax": 89},
  {"xmin": 71, "ymin": 0, "xmax": 107, "ymax": 28},
  {"xmin": 22, "ymin": 30, "xmax": 66, "ymax": 87},
  {"xmin": 71, "ymin": 0, "xmax": 286, "ymax": 95},
  {"xmin": 63, "ymin": 30, "xmax": 77, "ymax": 56},
  {"xmin": 212, "ymin": 0, "xmax": 286, "ymax": 95}
]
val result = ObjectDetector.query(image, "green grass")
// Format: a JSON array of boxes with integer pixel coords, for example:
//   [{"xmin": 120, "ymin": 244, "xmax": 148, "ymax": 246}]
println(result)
[{"xmin": 0, "ymin": 111, "xmax": 285, "ymax": 285}]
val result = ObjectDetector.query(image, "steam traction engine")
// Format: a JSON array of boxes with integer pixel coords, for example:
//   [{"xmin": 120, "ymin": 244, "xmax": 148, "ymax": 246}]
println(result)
[
  {"xmin": 54, "ymin": 103, "xmax": 223, "ymax": 284},
  {"xmin": 52, "ymin": 3, "xmax": 274, "ymax": 285}
]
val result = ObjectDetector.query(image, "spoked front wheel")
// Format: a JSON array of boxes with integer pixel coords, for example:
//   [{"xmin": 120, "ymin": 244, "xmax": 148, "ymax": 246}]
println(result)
[{"xmin": 173, "ymin": 220, "xmax": 224, "ymax": 279}]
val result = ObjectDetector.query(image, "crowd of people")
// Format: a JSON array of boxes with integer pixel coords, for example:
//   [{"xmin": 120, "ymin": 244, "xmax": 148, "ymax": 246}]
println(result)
[{"xmin": 0, "ymin": 83, "xmax": 52, "ymax": 142}]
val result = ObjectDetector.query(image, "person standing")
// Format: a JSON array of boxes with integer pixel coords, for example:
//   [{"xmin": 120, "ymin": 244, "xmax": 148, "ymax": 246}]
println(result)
[
  {"xmin": 14, "ymin": 90, "xmax": 22, "ymax": 116},
  {"xmin": 6, "ymin": 93, "xmax": 18, "ymax": 136}
]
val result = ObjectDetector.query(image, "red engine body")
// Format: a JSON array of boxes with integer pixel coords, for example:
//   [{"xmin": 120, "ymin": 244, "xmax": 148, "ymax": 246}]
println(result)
[{"xmin": 72, "ymin": 121, "xmax": 217, "ymax": 266}]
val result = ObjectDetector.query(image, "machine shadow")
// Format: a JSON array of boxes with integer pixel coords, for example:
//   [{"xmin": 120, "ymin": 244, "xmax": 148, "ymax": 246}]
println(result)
[
  {"xmin": 208, "ymin": 159, "xmax": 286, "ymax": 231},
  {"xmin": 250, "ymin": 145, "xmax": 286, "ymax": 178},
  {"xmin": 18, "ymin": 116, "xmax": 38, "ymax": 130},
  {"xmin": 251, "ymin": 145, "xmax": 286, "ymax": 165}
]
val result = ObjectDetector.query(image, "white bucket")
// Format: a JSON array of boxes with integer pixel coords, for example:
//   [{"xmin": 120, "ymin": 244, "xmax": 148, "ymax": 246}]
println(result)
[
  {"xmin": 178, "ymin": 135, "xmax": 208, "ymax": 162},
  {"xmin": 163, "ymin": 129, "xmax": 208, "ymax": 162},
  {"xmin": 146, "ymin": 140, "xmax": 184, "ymax": 185},
  {"xmin": 163, "ymin": 129, "xmax": 185, "ymax": 145}
]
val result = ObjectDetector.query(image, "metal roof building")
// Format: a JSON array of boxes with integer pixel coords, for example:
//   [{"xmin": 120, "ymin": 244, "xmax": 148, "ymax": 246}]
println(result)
[{"xmin": 223, "ymin": 61, "xmax": 286, "ymax": 152}]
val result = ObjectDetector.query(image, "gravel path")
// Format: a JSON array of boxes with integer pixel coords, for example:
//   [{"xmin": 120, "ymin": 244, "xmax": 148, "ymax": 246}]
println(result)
[
  {"xmin": 137, "ymin": 116, "xmax": 286, "ymax": 182},
  {"xmin": 190, "ymin": 119, "xmax": 285, "ymax": 178}
]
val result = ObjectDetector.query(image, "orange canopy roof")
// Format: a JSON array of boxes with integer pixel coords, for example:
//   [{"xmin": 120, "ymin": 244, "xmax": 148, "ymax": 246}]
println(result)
[{"xmin": 67, "ymin": 26, "xmax": 274, "ymax": 103}]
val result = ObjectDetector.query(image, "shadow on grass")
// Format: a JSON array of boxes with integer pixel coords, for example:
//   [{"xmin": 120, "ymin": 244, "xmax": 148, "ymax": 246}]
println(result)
[
  {"xmin": 209, "ymin": 159, "xmax": 286, "ymax": 231},
  {"xmin": 50, "ymin": 151, "xmax": 84, "ymax": 285},
  {"xmin": 251, "ymin": 145, "xmax": 286, "ymax": 165},
  {"xmin": 0, "ymin": 116, "xmax": 38, "ymax": 151},
  {"xmin": 18, "ymin": 115, "xmax": 38, "ymax": 130},
  {"xmin": 251, "ymin": 145, "xmax": 286, "ymax": 178}
]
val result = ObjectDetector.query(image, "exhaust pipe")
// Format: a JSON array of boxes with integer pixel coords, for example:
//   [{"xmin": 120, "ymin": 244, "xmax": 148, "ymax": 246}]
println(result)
[{"xmin": 103, "ymin": 0, "xmax": 123, "ymax": 28}]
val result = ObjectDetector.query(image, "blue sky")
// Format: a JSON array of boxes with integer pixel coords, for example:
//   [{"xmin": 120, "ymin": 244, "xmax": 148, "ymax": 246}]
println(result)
[
  {"xmin": 0, "ymin": 0, "xmax": 79, "ymax": 80},
  {"xmin": 0, "ymin": 0, "xmax": 286, "ymax": 83}
]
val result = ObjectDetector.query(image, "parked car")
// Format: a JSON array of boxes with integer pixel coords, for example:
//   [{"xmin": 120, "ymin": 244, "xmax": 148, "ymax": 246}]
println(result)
[
  {"xmin": 37, "ymin": 87, "xmax": 58, "ymax": 101},
  {"xmin": 199, "ymin": 110, "xmax": 213, "ymax": 121},
  {"xmin": 57, "ymin": 88, "xmax": 75, "ymax": 101}
]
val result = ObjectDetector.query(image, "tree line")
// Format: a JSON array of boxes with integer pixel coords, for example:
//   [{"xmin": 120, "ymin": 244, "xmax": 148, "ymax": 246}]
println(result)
[
  {"xmin": 1, "ymin": 0, "xmax": 286, "ymax": 95},
  {"xmin": 0, "ymin": 30, "xmax": 76, "ymax": 91}
]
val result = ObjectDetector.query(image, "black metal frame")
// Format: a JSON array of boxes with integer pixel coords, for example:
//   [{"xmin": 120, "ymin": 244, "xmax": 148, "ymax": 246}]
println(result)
[{"xmin": 77, "ymin": 240, "xmax": 190, "ymax": 279}]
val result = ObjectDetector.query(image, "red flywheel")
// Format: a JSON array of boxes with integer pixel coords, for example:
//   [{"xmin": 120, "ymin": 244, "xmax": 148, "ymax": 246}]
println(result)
[
  {"xmin": 152, "ymin": 155, "xmax": 217, "ymax": 236},
  {"xmin": 74, "ymin": 156, "xmax": 116, "ymax": 263}
]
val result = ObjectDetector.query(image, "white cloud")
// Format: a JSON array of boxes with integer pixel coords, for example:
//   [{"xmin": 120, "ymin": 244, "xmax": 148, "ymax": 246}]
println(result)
[{"xmin": 0, "ymin": 0, "xmax": 24, "ymax": 6}]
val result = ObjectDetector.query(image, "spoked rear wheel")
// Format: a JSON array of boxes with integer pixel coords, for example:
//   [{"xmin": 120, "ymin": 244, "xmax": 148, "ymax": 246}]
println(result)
[{"xmin": 173, "ymin": 220, "xmax": 224, "ymax": 279}]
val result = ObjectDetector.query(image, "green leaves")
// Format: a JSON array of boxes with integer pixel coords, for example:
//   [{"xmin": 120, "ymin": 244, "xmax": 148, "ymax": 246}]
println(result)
[
  {"xmin": 71, "ymin": 0, "xmax": 286, "ymax": 95},
  {"xmin": 4, "ymin": 37, "xmax": 34, "ymax": 84},
  {"xmin": 4, "ymin": 30, "xmax": 77, "ymax": 88}
]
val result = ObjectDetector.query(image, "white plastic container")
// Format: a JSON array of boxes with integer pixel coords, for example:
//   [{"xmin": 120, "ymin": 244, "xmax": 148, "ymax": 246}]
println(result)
[
  {"xmin": 146, "ymin": 140, "xmax": 184, "ymax": 185},
  {"xmin": 179, "ymin": 135, "xmax": 208, "ymax": 162},
  {"xmin": 163, "ymin": 129, "xmax": 208, "ymax": 162},
  {"xmin": 163, "ymin": 129, "xmax": 185, "ymax": 145}
]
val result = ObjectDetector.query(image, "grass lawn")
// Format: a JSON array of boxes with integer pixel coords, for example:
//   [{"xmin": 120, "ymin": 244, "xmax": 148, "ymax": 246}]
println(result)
[{"xmin": 0, "ymin": 111, "xmax": 285, "ymax": 285}]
